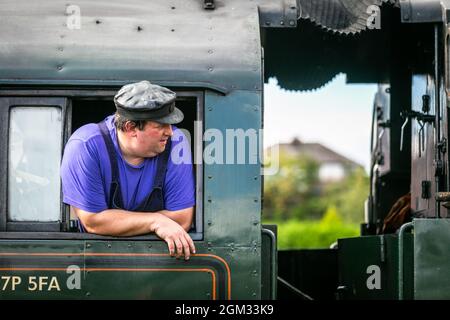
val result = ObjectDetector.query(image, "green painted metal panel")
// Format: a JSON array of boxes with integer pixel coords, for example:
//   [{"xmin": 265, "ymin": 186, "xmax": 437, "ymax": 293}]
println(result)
[
  {"xmin": 0, "ymin": 239, "xmax": 262, "ymax": 299},
  {"xmin": 84, "ymin": 272, "xmax": 213, "ymax": 300},
  {"xmin": 414, "ymin": 218, "xmax": 450, "ymax": 299},
  {"xmin": 0, "ymin": 0, "xmax": 262, "ymax": 92},
  {"xmin": 204, "ymin": 90, "xmax": 262, "ymax": 246},
  {"xmin": 338, "ymin": 234, "xmax": 413, "ymax": 300}
]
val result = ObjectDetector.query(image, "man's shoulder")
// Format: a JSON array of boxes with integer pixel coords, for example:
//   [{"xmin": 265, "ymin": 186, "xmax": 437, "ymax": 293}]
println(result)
[
  {"xmin": 68, "ymin": 123, "xmax": 103, "ymax": 145},
  {"xmin": 64, "ymin": 123, "xmax": 108, "ymax": 158}
]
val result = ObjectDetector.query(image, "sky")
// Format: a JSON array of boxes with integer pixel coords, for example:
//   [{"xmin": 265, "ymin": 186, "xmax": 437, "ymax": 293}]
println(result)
[{"xmin": 263, "ymin": 73, "xmax": 378, "ymax": 172}]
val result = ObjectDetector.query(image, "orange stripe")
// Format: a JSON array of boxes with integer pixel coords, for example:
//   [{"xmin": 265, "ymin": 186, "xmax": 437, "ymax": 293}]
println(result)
[
  {"xmin": 0, "ymin": 267, "xmax": 216, "ymax": 300},
  {"xmin": 0, "ymin": 252, "xmax": 231, "ymax": 298}
]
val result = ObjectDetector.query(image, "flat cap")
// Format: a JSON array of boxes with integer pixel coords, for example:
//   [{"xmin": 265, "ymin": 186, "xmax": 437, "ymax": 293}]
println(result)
[{"xmin": 114, "ymin": 80, "xmax": 184, "ymax": 124}]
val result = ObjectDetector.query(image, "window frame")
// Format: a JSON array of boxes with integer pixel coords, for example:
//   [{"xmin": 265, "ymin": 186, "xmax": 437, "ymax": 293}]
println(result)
[
  {"xmin": 0, "ymin": 97, "xmax": 70, "ymax": 232},
  {"xmin": 0, "ymin": 89, "xmax": 203, "ymax": 241}
]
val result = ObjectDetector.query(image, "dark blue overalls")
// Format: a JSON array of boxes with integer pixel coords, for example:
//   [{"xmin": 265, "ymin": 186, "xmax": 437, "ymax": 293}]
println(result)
[
  {"xmin": 75, "ymin": 121, "xmax": 172, "ymax": 232},
  {"xmin": 98, "ymin": 121, "xmax": 172, "ymax": 212}
]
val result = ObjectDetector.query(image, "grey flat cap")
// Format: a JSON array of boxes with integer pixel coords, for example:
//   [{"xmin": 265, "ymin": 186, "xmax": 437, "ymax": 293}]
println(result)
[{"xmin": 114, "ymin": 80, "xmax": 184, "ymax": 124}]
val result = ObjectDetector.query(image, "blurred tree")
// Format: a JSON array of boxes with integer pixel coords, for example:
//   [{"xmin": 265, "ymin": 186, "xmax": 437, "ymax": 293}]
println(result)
[
  {"xmin": 263, "ymin": 150, "xmax": 369, "ymax": 224},
  {"xmin": 323, "ymin": 166, "xmax": 369, "ymax": 223},
  {"xmin": 263, "ymin": 153, "xmax": 326, "ymax": 220}
]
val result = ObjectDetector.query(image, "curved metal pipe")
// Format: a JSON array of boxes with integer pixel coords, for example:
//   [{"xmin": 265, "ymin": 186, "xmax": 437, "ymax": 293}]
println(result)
[
  {"xmin": 262, "ymin": 228, "xmax": 277, "ymax": 300},
  {"xmin": 398, "ymin": 222, "xmax": 414, "ymax": 300}
]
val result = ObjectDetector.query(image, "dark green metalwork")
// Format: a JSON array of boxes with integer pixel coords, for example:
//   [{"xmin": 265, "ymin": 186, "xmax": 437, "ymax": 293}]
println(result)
[
  {"xmin": 0, "ymin": 1, "xmax": 262, "ymax": 92},
  {"xmin": 337, "ymin": 234, "xmax": 413, "ymax": 300},
  {"xmin": 1, "ymin": 0, "xmax": 450, "ymax": 301},
  {"xmin": 398, "ymin": 222, "xmax": 414, "ymax": 300},
  {"xmin": 413, "ymin": 219, "xmax": 450, "ymax": 299}
]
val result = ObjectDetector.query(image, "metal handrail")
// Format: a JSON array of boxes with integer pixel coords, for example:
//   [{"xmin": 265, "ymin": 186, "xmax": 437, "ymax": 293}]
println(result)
[
  {"xmin": 262, "ymin": 228, "xmax": 277, "ymax": 300},
  {"xmin": 398, "ymin": 222, "xmax": 414, "ymax": 300}
]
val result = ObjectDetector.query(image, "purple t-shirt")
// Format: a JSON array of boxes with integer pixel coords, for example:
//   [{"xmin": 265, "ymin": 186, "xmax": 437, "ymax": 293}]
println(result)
[{"xmin": 61, "ymin": 115, "xmax": 195, "ymax": 214}]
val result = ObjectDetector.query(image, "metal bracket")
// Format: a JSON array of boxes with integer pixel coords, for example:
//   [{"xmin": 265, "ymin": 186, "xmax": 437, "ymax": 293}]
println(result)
[
  {"xmin": 400, "ymin": 110, "xmax": 435, "ymax": 156},
  {"xmin": 204, "ymin": 0, "xmax": 215, "ymax": 10},
  {"xmin": 421, "ymin": 180, "xmax": 431, "ymax": 199},
  {"xmin": 437, "ymin": 138, "xmax": 447, "ymax": 154},
  {"xmin": 435, "ymin": 191, "xmax": 450, "ymax": 208},
  {"xmin": 399, "ymin": 0, "xmax": 445, "ymax": 23},
  {"xmin": 259, "ymin": 0, "xmax": 298, "ymax": 28}
]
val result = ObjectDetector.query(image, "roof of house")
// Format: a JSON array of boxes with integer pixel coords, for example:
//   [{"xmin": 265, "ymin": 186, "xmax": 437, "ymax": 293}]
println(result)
[{"xmin": 276, "ymin": 137, "xmax": 362, "ymax": 168}]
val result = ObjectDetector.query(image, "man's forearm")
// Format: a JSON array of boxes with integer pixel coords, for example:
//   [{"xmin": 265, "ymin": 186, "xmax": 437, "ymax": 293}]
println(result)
[
  {"xmin": 79, "ymin": 208, "xmax": 163, "ymax": 236},
  {"xmin": 159, "ymin": 209, "xmax": 193, "ymax": 231},
  {"xmin": 73, "ymin": 206, "xmax": 196, "ymax": 259}
]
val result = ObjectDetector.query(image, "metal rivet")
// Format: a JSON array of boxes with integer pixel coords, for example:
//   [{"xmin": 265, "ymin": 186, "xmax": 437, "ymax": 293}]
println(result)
[
  {"xmin": 137, "ymin": 26, "xmax": 143, "ymax": 31},
  {"xmin": 58, "ymin": 47, "xmax": 64, "ymax": 52},
  {"xmin": 280, "ymin": 21, "xmax": 284, "ymax": 25},
  {"xmin": 207, "ymin": 220, "xmax": 212, "ymax": 226},
  {"xmin": 171, "ymin": 6, "xmax": 176, "ymax": 9},
  {"xmin": 128, "ymin": 244, "xmax": 132, "ymax": 248},
  {"xmin": 289, "ymin": 20, "xmax": 295, "ymax": 26},
  {"xmin": 171, "ymin": 29, "xmax": 175, "ymax": 32},
  {"xmin": 86, "ymin": 292, "xmax": 91, "ymax": 296},
  {"xmin": 254, "ymin": 176, "xmax": 258, "ymax": 180},
  {"xmin": 265, "ymin": 21, "xmax": 271, "ymax": 26},
  {"xmin": 403, "ymin": 14, "xmax": 409, "ymax": 20},
  {"xmin": 208, "ymin": 107, "xmax": 212, "ymax": 111},
  {"xmin": 107, "ymin": 244, "xmax": 111, "ymax": 248},
  {"xmin": 208, "ymin": 67, "xmax": 213, "ymax": 72},
  {"xmin": 57, "ymin": 65, "xmax": 63, "ymax": 71},
  {"xmin": 95, "ymin": 20, "xmax": 101, "ymax": 24},
  {"xmin": 86, "ymin": 243, "xmax": 91, "ymax": 248},
  {"xmin": 148, "ymin": 244, "xmax": 152, "ymax": 248},
  {"xmin": 208, "ymin": 49, "xmax": 213, "ymax": 54}
]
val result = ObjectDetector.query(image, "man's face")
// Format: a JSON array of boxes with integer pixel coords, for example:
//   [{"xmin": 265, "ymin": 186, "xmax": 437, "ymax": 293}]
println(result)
[{"xmin": 133, "ymin": 120, "xmax": 173, "ymax": 158}]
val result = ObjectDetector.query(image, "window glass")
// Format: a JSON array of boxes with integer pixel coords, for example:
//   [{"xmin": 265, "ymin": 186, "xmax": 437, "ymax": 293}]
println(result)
[{"xmin": 8, "ymin": 107, "xmax": 62, "ymax": 222}]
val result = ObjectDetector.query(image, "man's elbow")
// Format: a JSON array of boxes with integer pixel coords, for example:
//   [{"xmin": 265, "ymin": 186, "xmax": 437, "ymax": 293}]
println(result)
[
  {"xmin": 180, "ymin": 211, "xmax": 194, "ymax": 232},
  {"xmin": 77, "ymin": 213, "xmax": 102, "ymax": 234},
  {"xmin": 80, "ymin": 218, "xmax": 98, "ymax": 234},
  {"xmin": 181, "ymin": 221, "xmax": 192, "ymax": 232}
]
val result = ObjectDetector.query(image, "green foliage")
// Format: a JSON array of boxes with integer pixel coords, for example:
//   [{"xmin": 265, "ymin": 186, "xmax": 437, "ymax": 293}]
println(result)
[
  {"xmin": 262, "ymin": 149, "xmax": 368, "ymax": 248},
  {"xmin": 264, "ymin": 154, "xmax": 326, "ymax": 220},
  {"xmin": 323, "ymin": 166, "xmax": 369, "ymax": 223},
  {"xmin": 267, "ymin": 213, "xmax": 360, "ymax": 249}
]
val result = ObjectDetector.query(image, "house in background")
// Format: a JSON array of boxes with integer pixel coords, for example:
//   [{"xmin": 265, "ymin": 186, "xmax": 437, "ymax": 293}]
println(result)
[{"xmin": 276, "ymin": 137, "xmax": 363, "ymax": 182}]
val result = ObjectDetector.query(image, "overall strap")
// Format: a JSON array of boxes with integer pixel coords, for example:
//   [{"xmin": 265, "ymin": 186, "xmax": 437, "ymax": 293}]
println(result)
[
  {"xmin": 134, "ymin": 138, "xmax": 172, "ymax": 212},
  {"xmin": 98, "ymin": 121, "xmax": 124, "ymax": 209},
  {"xmin": 152, "ymin": 138, "xmax": 172, "ymax": 190}
]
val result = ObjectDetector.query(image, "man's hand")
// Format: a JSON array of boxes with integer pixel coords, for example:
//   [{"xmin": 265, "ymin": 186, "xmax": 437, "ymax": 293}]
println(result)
[{"xmin": 150, "ymin": 213, "xmax": 196, "ymax": 260}]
